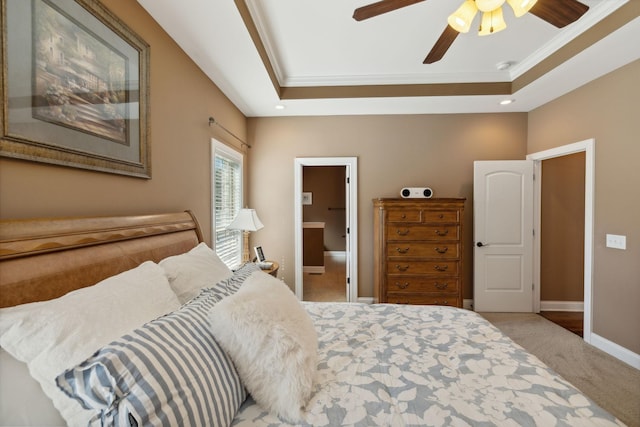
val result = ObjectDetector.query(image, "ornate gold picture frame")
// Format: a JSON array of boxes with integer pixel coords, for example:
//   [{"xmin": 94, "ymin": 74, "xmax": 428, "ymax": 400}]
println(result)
[{"xmin": 1, "ymin": 0, "xmax": 150, "ymax": 178}]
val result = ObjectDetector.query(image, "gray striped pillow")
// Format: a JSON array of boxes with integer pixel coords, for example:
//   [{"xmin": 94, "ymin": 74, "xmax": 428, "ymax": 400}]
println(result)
[
  {"xmin": 56, "ymin": 288, "xmax": 246, "ymax": 427},
  {"xmin": 218, "ymin": 262, "xmax": 261, "ymax": 295}
]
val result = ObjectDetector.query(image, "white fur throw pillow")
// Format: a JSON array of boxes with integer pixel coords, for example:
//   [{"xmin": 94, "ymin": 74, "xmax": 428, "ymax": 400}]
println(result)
[{"xmin": 208, "ymin": 271, "xmax": 317, "ymax": 422}]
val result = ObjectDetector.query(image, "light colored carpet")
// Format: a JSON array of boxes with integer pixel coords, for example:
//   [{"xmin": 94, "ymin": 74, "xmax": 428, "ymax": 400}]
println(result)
[{"xmin": 480, "ymin": 312, "xmax": 640, "ymax": 427}]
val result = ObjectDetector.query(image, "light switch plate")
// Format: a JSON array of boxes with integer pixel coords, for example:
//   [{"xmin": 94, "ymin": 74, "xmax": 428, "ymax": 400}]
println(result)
[{"xmin": 606, "ymin": 234, "xmax": 626, "ymax": 250}]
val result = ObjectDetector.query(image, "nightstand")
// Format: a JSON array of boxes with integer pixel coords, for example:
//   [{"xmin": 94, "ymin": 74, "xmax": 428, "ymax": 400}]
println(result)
[{"xmin": 259, "ymin": 261, "xmax": 279, "ymax": 277}]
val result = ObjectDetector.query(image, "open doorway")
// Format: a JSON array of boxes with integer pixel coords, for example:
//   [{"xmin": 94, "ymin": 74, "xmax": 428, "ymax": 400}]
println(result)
[
  {"xmin": 538, "ymin": 152, "xmax": 586, "ymax": 337},
  {"xmin": 529, "ymin": 139, "xmax": 594, "ymax": 343},
  {"xmin": 302, "ymin": 166, "xmax": 347, "ymax": 301},
  {"xmin": 294, "ymin": 157, "xmax": 358, "ymax": 302}
]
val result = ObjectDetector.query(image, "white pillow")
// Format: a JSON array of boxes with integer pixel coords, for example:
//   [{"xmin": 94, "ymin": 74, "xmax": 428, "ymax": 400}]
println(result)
[
  {"xmin": 208, "ymin": 271, "xmax": 318, "ymax": 423},
  {"xmin": 160, "ymin": 242, "xmax": 233, "ymax": 303},
  {"xmin": 0, "ymin": 261, "xmax": 181, "ymax": 427},
  {"xmin": 0, "ymin": 348, "xmax": 65, "ymax": 426}
]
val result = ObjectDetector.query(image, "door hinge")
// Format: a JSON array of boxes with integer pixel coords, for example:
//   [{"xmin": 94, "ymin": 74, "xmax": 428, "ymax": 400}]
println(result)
[
  {"xmin": 347, "ymin": 227, "xmax": 350, "ymax": 234},
  {"xmin": 347, "ymin": 277, "xmax": 350, "ymax": 284},
  {"xmin": 346, "ymin": 177, "xmax": 350, "ymax": 184},
  {"xmin": 532, "ymin": 283, "xmax": 535, "ymax": 290}
]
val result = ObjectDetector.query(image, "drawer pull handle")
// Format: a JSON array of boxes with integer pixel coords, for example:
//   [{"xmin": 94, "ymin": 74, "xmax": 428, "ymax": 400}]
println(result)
[
  {"xmin": 435, "ymin": 229, "xmax": 449, "ymax": 236},
  {"xmin": 434, "ymin": 265, "xmax": 448, "ymax": 272},
  {"xmin": 396, "ymin": 282, "xmax": 410, "ymax": 289},
  {"xmin": 435, "ymin": 282, "xmax": 448, "ymax": 290},
  {"xmin": 396, "ymin": 229, "xmax": 410, "ymax": 236},
  {"xmin": 438, "ymin": 214, "xmax": 444, "ymax": 219},
  {"xmin": 396, "ymin": 247, "xmax": 409, "ymax": 254},
  {"xmin": 395, "ymin": 264, "xmax": 410, "ymax": 272},
  {"xmin": 401, "ymin": 213, "xmax": 406, "ymax": 219},
  {"xmin": 435, "ymin": 247, "xmax": 448, "ymax": 254}
]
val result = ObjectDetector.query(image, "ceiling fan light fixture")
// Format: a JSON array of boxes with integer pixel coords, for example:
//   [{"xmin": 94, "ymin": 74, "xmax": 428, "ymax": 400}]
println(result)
[
  {"xmin": 447, "ymin": 0, "xmax": 478, "ymax": 33},
  {"xmin": 478, "ymin": 8, "xmax": 507, "ymax": 36},
  {"xmin": 506, "ymin": 0, "xmax": 538, "ymax": 17},
  {"xmin": 475, "ymin": 0, "xmax": 506, "ymax": 13}
]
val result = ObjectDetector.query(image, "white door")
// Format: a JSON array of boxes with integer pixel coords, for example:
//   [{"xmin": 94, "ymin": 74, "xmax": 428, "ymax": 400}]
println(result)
[{"xmin": 474, "ymin": 160, "xmax": 534, "ymax": 312}]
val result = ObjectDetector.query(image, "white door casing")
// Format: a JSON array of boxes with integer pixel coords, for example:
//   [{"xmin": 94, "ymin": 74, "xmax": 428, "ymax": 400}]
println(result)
[
  {"xmin": 474, "ymin": 160, "xmax": 534, "ymax": 312},
  {"xmin": 294, "ymin": 157, "xmax": 358, "ymax": 302}
]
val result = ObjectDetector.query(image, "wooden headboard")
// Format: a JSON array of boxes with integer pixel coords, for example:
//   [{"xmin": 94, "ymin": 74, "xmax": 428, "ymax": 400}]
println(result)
[{"xmin": 0, "ymin": 211, "xmax": 203, "ymax": 308}]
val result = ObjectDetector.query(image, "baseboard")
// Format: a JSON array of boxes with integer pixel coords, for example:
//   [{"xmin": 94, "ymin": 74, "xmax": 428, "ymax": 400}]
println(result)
[
  {"xmin": 303, "ymin": 266, "xmax": 325, "ymax": 274},
  {"xmin": 540, "ymin": 300, "xmax": 584, "ymax": 312},
  {"xmin": 591, "ymin": 333, "xmax": 640, "ymax": 370},
  {"xmin": 460, "ymin": 299, "xmax": 582, "ymax": 312},
  {"xmin": 357, "ymin": 297, "xmax": 374, "ymax": 304},
  {"xmin": 324, "ymin": 251, "xmax": 346, "ymax": 258}
]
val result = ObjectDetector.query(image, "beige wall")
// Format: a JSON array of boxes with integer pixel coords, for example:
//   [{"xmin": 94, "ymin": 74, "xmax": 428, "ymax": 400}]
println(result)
[
  {"xmin": 247, "ymin": 114, "xmax": 528, "ymax": 299},
  {"xmin": 540, "ymin": 152, "xmax": 585, "ymax": 302},
  {"xmin": 0, "ymin": 0, "xmax": 246, "ymax": 244},
  {"xmin": 528, "ymin": 60, "xmax": 640, "ymax": 354}
]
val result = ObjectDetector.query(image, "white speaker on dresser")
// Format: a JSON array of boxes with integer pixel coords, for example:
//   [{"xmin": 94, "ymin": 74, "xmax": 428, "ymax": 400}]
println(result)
[{"xmin": 400, "ymin": 187, "xmax": 433, "ymax": 198}]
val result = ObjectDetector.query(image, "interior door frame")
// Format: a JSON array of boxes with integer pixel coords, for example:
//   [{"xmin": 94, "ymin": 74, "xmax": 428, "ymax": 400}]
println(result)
[
  {"xmin": 527, "ymin": 138, "xmax": 594, "ymax": 343},
  {"xmin": 294, "ymin": 157, "xmax": 358, "ymax": 302}
]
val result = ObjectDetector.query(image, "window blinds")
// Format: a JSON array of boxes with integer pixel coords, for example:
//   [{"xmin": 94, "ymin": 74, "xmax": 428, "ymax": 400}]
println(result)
[{"xmin": 214, "ymin": 149, "xmax": 242, "ymax": 268}]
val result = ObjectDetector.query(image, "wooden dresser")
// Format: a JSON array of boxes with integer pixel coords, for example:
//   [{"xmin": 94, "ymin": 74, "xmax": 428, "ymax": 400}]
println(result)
[{"xmin": 373, "ymin": 198, "xmax": 465, "ymax": 307}]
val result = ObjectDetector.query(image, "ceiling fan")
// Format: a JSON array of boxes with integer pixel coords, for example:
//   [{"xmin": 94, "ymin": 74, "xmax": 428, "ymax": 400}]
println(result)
[{"xmin": 353, "ymin": 0, "xmax": 590, "ymax": 64}]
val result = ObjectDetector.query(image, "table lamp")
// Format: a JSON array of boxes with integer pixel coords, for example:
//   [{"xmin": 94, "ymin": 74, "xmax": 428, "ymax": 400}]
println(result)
[{"xmin": 227, "ymin": 208, "xmax": 264, "ymax": 263}]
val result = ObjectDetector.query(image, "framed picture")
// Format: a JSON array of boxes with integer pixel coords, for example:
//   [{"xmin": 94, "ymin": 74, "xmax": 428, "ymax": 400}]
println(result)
[
  {"xmin": 254, "ymin": 246, "xmax": 265, "ymax": 262},
  {"xmin": 1, "ymin": 0, "xmax": 151, "ymax": 178},
  {"xmin": 302, "ymin": 192, "xmax": 312, "ymax": 205}
]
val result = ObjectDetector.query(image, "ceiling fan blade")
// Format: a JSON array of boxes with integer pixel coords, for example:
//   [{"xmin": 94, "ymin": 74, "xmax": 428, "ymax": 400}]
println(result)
[
  {"xmin": 353, "ymin": 0, "xmax": 426, "ymax": 21},
  {"xmin": 424, "ymin": 25, "xmax": 459, "ymax": 64},
  {"xmin": 529, "ymin": 0, "xmax": 589, "ymax": 28}
]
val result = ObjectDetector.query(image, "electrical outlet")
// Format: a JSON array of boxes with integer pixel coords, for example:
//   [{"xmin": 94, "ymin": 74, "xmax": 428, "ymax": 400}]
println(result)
[{"xmin": 606, "ymin": 234, "xmax": 626, "ymax": 250}]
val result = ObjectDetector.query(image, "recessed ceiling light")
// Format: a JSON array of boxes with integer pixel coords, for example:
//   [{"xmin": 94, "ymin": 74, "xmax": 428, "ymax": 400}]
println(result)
[
  {"xmin": 500, "ymin": 99, "xmax": 515, "ymax": 105},
  {"xmin": 496, "ymin": 61, "xmax": 514, "ymax": 71},
  {"xmin": 275, "ymin": 104, "xmax": 285, "ymax": 110}
]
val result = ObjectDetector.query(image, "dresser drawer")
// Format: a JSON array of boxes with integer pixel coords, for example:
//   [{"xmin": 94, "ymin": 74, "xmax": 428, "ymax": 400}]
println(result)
[
  {"xmin": 422, "ymin": 210, "xmax": 460, "ymax": 223},
  {"xmin": 386, "ymin": 242, "xmax": 459, "ymax": 259},
  {"xmin": 387, "ymin": 209, "xmax": 421, "ymax": 223},
  {"xmin": 386, "ymin": 294, "xmax": 459, "ymax": 306},
  {"xmin": 387, "ymin": 277, "xmax": 460, "ymax": 293},
  {"xmin": 387, "ymin": 260, "xmax": 459, "ymax": 275},
  {"xmin": 387, "ymin": 225, "xmax": 459, "ymax": 241}
]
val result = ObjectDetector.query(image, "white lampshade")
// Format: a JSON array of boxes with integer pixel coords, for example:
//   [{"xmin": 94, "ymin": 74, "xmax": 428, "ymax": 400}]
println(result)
[
  {"xmin": 478, "ymin": 8, "xmax": 507, "ymax": 36},
  {"xmin": 227, "ymin": 208, "xmax": 264, "ymax": 232},
  {"xmin": 448, "ymin": 0, "xmax": 478, "ymax": 33},
  {"xmin": 507, "ymin": 0, "xmax": 537, "ymax": 17}
]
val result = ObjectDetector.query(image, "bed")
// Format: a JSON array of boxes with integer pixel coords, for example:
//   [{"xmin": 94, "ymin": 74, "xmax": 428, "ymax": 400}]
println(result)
[{"xmin": 0, "ymin": 211, "xmax": 624, "ymax": 427}]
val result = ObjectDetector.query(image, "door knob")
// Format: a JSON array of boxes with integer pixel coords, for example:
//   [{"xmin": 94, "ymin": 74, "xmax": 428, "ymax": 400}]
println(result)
[{"xmin": 476, "ymin": 242, "xmax": 487, "ymax": 247}]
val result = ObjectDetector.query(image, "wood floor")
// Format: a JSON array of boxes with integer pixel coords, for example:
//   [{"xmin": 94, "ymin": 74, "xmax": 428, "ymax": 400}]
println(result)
[
  {"xmin": 303, "ymin": 254, "xmax": 347, "ymax": 302},
  {"xmin": 540, "ymin": 311, "xmax": 584, "ymax": 337}
]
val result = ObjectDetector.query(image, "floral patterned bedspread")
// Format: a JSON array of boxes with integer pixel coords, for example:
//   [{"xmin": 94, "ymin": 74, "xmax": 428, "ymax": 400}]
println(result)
[{"xmin": 232, "ymin": 303, "xmax": 623, "ymax": 427}]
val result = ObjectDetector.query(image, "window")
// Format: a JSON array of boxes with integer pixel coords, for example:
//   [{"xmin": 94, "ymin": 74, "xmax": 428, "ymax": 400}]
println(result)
[{"xmin": 212, "ymin": 139, "xmax": 243, "ymax": 268}]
